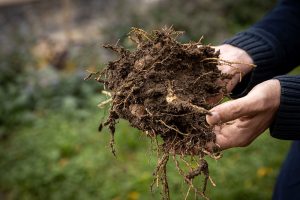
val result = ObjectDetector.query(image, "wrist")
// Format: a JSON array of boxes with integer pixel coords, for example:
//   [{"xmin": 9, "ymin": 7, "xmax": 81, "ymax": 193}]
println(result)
[{"xmin": 265, "ymin": 79, "xmax": 280, "ymax": 112}]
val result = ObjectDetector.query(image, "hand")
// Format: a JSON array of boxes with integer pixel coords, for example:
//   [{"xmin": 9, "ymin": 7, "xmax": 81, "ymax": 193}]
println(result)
[
  {"xmin": 206, "ymin": 79, "xmax": 281, "ymax": 150},
  {"xmin": 206, "ymin": 44, "xmax": 254, "ymax": 104},
  {"xmin": 215, "ymin": 44, "xmax": 254, "ymax": 92}
]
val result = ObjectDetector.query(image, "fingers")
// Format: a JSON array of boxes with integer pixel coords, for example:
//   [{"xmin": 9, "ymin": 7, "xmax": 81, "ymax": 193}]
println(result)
[
  {"xmin": 206, "ymin": 95, "xmax": 257, "ymax": 125},
  {"xmin": 213, "ymin": 45, "xmax": 254, "ymax": 93},
  {"xmin": 213, "ymin": 123, "xmax": 252, "ymax": 150},
  {"xmin": 205, "ymin": 125, "xmax": 236, "ymax": 151},
  {"xmin": 213, "ymin": 125, "xmax": 235, "ymax": 150}
]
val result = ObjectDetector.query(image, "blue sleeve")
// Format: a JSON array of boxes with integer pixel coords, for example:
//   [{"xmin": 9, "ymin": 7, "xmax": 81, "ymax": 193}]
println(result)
[
  {"xmin": 224, "ymin": 0, "xmax": 300, "ymax": 98},
  {"xmin": 271, "ymin": 75, "xmax": 300, "ymax": 140},
  {"xmin": 254, "ymin": 0, "xmax": 300, "ymax": 69}
]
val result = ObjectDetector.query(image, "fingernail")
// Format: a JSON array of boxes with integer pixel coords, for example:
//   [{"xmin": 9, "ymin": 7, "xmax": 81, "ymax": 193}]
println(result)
[{"xmin": 206, "ymin": 111, "xmax": 220, "ymax": 125}]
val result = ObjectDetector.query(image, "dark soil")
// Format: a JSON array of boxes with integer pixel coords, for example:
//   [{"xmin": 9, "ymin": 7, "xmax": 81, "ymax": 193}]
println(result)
[{"xmin": 88, "ymin": 27, "xmax": 230, "ymax": 199}]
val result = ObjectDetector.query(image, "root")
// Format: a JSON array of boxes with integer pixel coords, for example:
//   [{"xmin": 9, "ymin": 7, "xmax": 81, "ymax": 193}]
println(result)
[
  {"xmin": 184, "ymin": 185, "xmax": 192, "ymax": 200},
  {"xmin": 193, "ymin": 71, "xmax": 214, "ymax": 85},
  {"xmin": 186, "ymin": 159, "xmax": 209, "ymax": 193},
  {"xmin": 98, "ymin": 91, "xmax": 113, "ymax": 108},
  {"xmin": 110, "ymin": 132, "xmax": 116, "ymax": 157},
  {"xmin": 102, "ymin": 90, "xmax": 112, "ymax": 96},
  {"xmin": 97, "ymin": 98, "xmax": 112, "ymax": 108},
  {"xmin": 202, "ymin": 148, "xmax": 222, "ymax": 160},
  {"xmin": 201, "ymin": 57, "xmax": 256, "ymax": 68},
  {"xmin": 166, "ymin": 82, "xmax": 211, "ymax": 115},
  {"xmin": 151, "ymin": 153, "xmax": 170, "ymax": 199},
  {"xmin": 128, "ymin": 27, "xmax": 154, "ymax": 44},
  {"xmin": 209, "ymin": 176, "xmax": 216, "ymax": 187},
  {"xmin": 84, "ymin": 70, "xmax": 100, "ymax": 80},
  {"xmin": 200, "ymin": 57, "xmax": 256, "ymax": 82},
  {"xmin": 172, "ymin": 155, "xmax": 209, "ymax": 200},
  {"xmin": 158, "ymin": 120, "xmax": 188, "ymax": 136}
]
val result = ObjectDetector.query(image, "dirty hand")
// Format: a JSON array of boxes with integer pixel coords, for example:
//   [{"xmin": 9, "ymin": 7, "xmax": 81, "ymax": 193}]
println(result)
[
  {"xmin": 206, "ymin": 79, "xmax": 281, "ymax": 150},
  {"xmin": 205, "ymin": 44, "xmax": 254, "ymax": 104},
  {"xmin": 215, "ymin": 44, "xmax": 254, "ymax": 92}
]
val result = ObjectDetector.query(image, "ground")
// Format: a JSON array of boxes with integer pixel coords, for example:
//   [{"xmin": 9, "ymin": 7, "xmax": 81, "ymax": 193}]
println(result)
[{"xmin": 0, "ymin": 95, "xmax": 290, "ymax": 199}]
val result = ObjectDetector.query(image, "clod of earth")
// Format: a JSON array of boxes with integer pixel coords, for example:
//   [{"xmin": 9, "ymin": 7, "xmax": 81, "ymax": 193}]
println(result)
[{"xmin": 87, "ymin": 27, "xmax": 234, "ymax": 200}]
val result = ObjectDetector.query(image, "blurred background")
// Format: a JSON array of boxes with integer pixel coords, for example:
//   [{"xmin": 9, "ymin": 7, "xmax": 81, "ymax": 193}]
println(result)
[{"xmin": 0, "ymin": 0, "xmax": 291, "ymax": 199}]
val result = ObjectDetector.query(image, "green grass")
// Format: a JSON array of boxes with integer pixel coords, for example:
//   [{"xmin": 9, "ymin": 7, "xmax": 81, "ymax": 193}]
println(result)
[{"xmin": 0, "ymin": 104, "xmax": 291, "ymax": 200}]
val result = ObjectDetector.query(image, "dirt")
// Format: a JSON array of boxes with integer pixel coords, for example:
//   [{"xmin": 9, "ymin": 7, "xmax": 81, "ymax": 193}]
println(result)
[{"xmin": 87, "ymin": 27, "xmax": 231, "ymax": 199}]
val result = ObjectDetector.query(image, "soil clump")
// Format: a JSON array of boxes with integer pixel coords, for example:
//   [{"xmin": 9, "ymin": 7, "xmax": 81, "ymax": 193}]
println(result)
[{"xmin": 87, "ymin": 27, "xmax": 231, "ymax": 199}]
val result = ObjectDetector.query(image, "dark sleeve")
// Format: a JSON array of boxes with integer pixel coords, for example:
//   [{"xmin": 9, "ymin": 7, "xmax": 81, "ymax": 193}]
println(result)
[
  {"xmin": 271, "ymin": 75, "xmax": 300, "ymax": 140},
  {"xmin": 224, "ymin": 0, "xmax": 300, "ymax": 98}
]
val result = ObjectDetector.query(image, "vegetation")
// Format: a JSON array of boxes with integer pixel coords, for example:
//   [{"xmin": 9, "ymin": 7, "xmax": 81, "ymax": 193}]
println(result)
[{"xmin": 0, "ymin": 106, "xmax": 290, "ymax": 199}]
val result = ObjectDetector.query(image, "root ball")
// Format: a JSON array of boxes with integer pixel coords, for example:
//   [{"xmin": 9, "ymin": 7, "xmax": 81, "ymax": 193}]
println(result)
[{"xmin": 92, "ymin": 27, "xmax": 231, "ymax": 199}]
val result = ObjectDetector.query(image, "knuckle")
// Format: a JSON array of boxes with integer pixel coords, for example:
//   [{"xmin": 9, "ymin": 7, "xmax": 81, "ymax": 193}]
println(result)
[{"xmin": 227, "ymin": 103, "xmax": 242, "ymax": 119}]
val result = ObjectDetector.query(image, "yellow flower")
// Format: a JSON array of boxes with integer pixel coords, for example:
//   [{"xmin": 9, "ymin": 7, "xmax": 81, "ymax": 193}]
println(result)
[
  {"xmin": 128, "ymin": 191, "xmax": 140, "ymax": 200},
  {"xmin": 257, "ymin": 167, "xmax": 273, "ymax": 177}
]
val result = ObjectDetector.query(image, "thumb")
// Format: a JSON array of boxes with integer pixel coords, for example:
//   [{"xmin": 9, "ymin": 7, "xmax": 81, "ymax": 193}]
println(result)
[{"xmin": 206, "ymin": 96, "xmax": 255, "ymax": 125}]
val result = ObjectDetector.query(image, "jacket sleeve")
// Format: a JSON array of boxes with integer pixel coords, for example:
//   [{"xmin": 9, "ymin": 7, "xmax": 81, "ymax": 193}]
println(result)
[
  {"xmin": 271, "ymin": 75, "xmax": 300, "ymax": 140},
  {"xmin": 224, "ymin": 0, "xmax": 300, "ymax": 98}
]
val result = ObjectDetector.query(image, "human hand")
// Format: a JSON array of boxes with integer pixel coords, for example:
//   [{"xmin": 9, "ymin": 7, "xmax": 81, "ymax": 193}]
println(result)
[
  {"xmin": 206, "ymin": 79, "xmax": 281, "ymax": 150},
  {"xmin": 215, "ymin": 44, "xmax": 254, "ymax": 92},
  {"xmin": 206, "ymin": 44, "xmax": 254, "ymax": 104}
]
